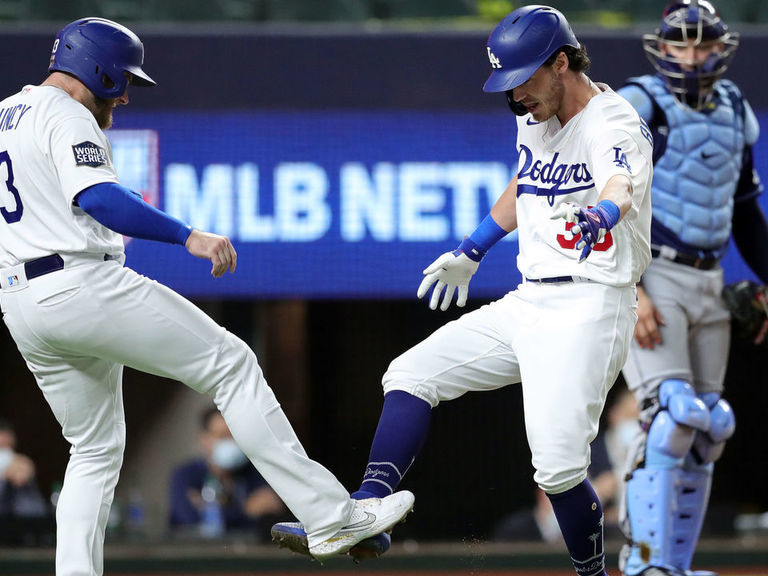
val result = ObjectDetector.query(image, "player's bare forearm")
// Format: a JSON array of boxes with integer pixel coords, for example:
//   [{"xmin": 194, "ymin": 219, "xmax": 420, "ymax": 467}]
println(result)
[
  {"xmin": 490, "ymin": 176, "xmax": 519, "ymax": 232},
  {"xmin": 185, "ymin": 229, "xmax": 238, "ymax": 278},
  {"xmin": 597, "ymin": 174, "xmax": 633, "ymax": 220}
]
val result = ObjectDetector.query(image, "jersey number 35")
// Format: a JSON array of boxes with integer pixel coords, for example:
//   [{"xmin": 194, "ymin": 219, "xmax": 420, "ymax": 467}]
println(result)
[{"xmin": 556, "ymin": 220, "xmax": 614, "ymax": 253}]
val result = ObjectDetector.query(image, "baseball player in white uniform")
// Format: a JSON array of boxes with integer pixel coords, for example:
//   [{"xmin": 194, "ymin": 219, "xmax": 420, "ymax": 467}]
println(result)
[
  {"xmin": 277, "ymin": 6, "xmax": 653, "ymax": 574},
  {"xmin": 0, "ymin": 18, "xmax": 413, "ymax": 575}
]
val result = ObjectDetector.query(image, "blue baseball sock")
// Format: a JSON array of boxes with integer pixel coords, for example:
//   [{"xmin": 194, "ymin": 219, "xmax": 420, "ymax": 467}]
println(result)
[
  {"xmin": 351, "ymin": 390, "xmax": 431, "ymax": 500},
  {"xmin": 547, "ymin": 479, "xmax": 608, "ymax": 576}
]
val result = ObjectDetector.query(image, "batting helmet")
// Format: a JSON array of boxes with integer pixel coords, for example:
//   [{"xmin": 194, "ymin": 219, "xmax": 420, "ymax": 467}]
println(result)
[
  {"xmin": 482, "ymin": 5, "xmax": 579, "ymax": 94},
  {"xmin": 48, "ymin": 17, "xmax": 155, "ymax": 100},
  {"xmin": 642, "ymin": 0, "xmax": 738, "ymax": 108}
]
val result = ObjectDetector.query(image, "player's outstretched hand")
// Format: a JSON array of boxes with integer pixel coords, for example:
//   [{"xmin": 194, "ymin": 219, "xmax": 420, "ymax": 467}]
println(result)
[
  {"xmin": 185, "ymin": 229, "xmax": 237, "ymax": 278},
  {"xmin": 550, "ymin": 201, "xmax": 620, "ymax": 262},
  {"xmin": 417, "ymin": 251, "xmax": 480, "ymax": 311}
]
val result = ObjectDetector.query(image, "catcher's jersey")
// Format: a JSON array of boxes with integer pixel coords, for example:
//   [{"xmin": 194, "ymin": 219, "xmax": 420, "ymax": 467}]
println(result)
[
  {"xmin": 515, "ymin": 84, "xmax": 653, "ymax": 286},
  {"xmin": 0, "ymin": 85, "xmax": 123, "ymax": 268}
]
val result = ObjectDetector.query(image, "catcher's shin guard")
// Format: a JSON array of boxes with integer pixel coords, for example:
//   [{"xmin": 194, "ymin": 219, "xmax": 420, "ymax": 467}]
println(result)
[
  {"xmin": 692, "ymin": 394, "xmax": 736, "ymax": 465},
  {"xmin": 623, "ymin": 467, "xmax": 712, "ymax": 575},
  {"xmin": 622, "ymin": 380, "xmax": 712, "ymax": 575}
]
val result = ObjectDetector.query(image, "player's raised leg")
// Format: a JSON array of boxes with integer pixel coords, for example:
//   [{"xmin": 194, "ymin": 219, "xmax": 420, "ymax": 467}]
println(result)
[
  {"xmin": 270, "ymin": 386, "xmax": 429, "ymax": 559},
  {"xmin": 345, "ymin": 297, "xmax": 524, "ymax": 551},
  {"xmin": 351, "ymin": 390, "xmax": 432, "ymax": 501},
  {"xmin": 78, "ymin": 262, "xmax": 414, "ymax": 558}
]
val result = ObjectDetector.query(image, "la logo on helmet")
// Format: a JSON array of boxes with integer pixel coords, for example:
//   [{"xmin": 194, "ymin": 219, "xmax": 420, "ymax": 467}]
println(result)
[{"xmin": 487, "ymin": 47, "xmax": 502, "ymax": 68}]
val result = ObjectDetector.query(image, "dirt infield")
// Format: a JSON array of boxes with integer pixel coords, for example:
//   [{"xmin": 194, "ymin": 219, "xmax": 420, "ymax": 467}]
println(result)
[
  {"xmin": 3, "ymin": 539, "xmax": 768, "ymax": 575},
  {"xmin": 5, "ymin": 567, "xmax": 768, "ymax": 576}
]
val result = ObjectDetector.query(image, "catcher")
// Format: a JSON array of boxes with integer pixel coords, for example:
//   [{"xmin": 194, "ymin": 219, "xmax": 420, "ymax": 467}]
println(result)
[{"xmin": 616, "ymin": 2, "xmax": 768, "ymax": 575}]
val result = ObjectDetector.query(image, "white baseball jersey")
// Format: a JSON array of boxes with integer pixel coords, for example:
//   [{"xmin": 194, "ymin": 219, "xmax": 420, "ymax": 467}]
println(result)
[
  {"xmin": 1, "ymin": 82, "xmax": 358, "ymax": 575},
  {"xmin": 0, "ymin": 85, "xmax": 123, "ymax": 268},
  {"xmin": 515, "ymin": 84, "xmax": 653, "ymax": 285},
  {"xmin": 383, "ymin": 84, "xmax": 653, "ymax": 501}
]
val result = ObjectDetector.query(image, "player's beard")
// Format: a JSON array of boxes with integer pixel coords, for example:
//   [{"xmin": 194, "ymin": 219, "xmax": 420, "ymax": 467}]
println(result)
[
  {"xmin": 92, "ymin": 98, "xmax": 115, "ymax": 130},
  {"xmin": 83, "ymin": 93, "xmax": 116, "ymax": 130}
]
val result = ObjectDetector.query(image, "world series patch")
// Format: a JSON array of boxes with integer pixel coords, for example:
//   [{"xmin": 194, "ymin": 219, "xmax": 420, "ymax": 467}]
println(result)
[{"xmin": 72, "ymin": 141, "xmax": 108, "ymax": 167}]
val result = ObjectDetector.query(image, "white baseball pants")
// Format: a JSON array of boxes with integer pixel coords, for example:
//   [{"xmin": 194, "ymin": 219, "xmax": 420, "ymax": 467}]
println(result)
[
  {"xmin": 0, "ymin": 257, "xmax": 352, "ymax": 576},
  {"xmin": 383, "ymin": 281, "xmax": 637, "ymax": 494}
]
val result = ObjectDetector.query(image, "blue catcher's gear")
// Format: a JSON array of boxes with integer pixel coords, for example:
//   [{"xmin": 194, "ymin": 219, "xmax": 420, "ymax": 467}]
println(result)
[
  {"xmin": 483, "ymin": 4, "xmax": 579, "ymax": 96},
  {"xmin": 692, "ymin": 393, "xmax": 735, "ymax": 464},
  {"xmin": 624, "ymin": 75, "xmax": 751, "ymax": 250},
  {"xmin": 642, "ymin": 0, "xmax": 739, "ymax": 110},
  {"xmin": 48, "ymin": 17, "xmax": 155, "ymax": 100},
  {"xmin": 622, "ymin": 380, "xmax": 735, "ymax": 576}
]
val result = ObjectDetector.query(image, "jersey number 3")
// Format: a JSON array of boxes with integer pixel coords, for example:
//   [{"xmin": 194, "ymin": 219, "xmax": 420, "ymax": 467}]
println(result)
[{"xmin": 0, "ymin": 151, "xmax": 23, "ymax": 224}]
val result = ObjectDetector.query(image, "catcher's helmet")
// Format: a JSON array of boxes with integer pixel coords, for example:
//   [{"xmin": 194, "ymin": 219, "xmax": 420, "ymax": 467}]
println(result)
[
  {"xmin": 642, "ymin": 0, "xmax": 738, "ymax": 109},
  {"xmin": 48, "ymin": 17, "xmax": 155, "ymax": 100},
  {"xmin": 483, "ymin": 5, "xmax": 579, "ymax": 94}
]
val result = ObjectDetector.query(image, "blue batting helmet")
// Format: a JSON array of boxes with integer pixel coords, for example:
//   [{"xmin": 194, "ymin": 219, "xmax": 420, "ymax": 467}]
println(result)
[
  {"xmin": 483, "ymin": 5, "xmax": 579, "ymax": 93},
  {"xmin": 48, "ymin": 17, "xmax": 155, "ymax": 100}
]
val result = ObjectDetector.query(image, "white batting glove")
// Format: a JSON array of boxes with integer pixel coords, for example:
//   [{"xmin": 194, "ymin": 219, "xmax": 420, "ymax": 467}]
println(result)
[{"xmin": 417, "ymin": 251, "xmax": 480, "ymax": 311}]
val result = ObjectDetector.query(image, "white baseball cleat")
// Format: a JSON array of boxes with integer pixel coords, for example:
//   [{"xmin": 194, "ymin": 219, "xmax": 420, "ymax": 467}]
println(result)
[{"xmin": 271, "ymin": 490, "xmax": 415, "ymax": 561}]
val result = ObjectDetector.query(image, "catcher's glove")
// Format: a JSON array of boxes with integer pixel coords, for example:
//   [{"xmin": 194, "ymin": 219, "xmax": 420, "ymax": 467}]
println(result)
[{"xmin": 722, "ymin": 280, "xmax": 768, "ymax": 344}]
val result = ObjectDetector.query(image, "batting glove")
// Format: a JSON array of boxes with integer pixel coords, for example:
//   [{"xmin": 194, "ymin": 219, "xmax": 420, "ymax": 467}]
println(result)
[
  {"xmin": 417, "ymin": 251, "xmax": 480, "ymax": 311},
  {"xmin": 550, "ymin": 200, "xmax": 620, "ymax": 262}
]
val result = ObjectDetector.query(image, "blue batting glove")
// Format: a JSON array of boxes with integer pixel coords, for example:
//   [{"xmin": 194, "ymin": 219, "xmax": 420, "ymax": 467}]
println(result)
[{"xmin": 550, "ymin": 200, "xmax": 620, "ymax": 262}]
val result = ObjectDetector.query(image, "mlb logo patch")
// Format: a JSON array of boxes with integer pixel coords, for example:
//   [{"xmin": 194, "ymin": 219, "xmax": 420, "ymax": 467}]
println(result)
[
  {"xmin": 72, "ymin": 141, "xmax": 108, "ymax": 167},
  {"xmin": 7, "ymin": 274, "xmax": 19, "ymax": 286}
]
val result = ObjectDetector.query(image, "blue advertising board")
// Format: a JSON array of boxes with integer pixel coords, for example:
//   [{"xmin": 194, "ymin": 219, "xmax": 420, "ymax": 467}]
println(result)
[{"xmin": 111, "ymin": 109, "xmax": 768, "ymax": 299}]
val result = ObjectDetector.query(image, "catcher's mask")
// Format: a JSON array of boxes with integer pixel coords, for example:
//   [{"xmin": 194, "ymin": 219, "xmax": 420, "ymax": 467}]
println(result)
[
  {"xmin": 482, "ymin": 5, "xmax": 579, "ymax": 115},
  {"xmin": 49, "ymin": 17, "xmax": 156, "ymax": 100},
  {"xmin": 642, "ymin": 0, "xmax": 738, "ymax": 110}
]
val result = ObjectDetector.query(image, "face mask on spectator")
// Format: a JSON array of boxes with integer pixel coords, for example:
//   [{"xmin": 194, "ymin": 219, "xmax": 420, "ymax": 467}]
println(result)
[
  {"xmin": 617, "ymin": 420, "xmax": 641, "ymax": 449},
  {"xmin": 0, "ymin": 447, "xmax": 14, "ymax": 476},
  {"xmin": 211, "ymin": 439, "xmax": 248, "ymax": 470}
]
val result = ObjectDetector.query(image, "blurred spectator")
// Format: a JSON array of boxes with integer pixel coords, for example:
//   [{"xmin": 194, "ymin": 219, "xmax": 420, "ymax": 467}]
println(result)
[
  {"xmin": 492, "ymin": 385, "xmax": 640, "ymax": 542},
  {"xmin": 0, "ymin": 418, "xmax": 48, "ymax": 519},
  {"xmin": 588, "ymin": 385, "xmax": 640, "ymax": 532},
  {"xmin": 168, "ymin": 407, "xmax": 284, "ymax": 540},
  {"xmin": 0, "ymin": 418, "xmax": 52, "ymax": 546}
]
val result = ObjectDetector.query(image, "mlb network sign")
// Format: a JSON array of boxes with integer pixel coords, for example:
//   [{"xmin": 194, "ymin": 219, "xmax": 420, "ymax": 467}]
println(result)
[
  {"xmin": 111, "ymin": 110, "xmax": 519, "ymax": 297},
  {"xmin": 110, "ymin": 110, "xmax": 768, "ymax": 298}
]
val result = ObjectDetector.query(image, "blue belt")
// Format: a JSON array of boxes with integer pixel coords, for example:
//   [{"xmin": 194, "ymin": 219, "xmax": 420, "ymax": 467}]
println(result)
[
  {"xmin": 23, "ymin": 253, "xmax": 118, "ymax": 280},
  {"xmin": 24, "ymin": 254, "xmax": 64, "ymax": 279},
  {"xmin": 526, "ymin": 275, "xmax": 578, "ymax": 284}
]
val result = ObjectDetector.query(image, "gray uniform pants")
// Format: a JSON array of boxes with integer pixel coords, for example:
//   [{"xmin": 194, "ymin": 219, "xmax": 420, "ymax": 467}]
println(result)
[{"xmin": 622, "ymin": 257, "xmax": 730, "ymax": 417}]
